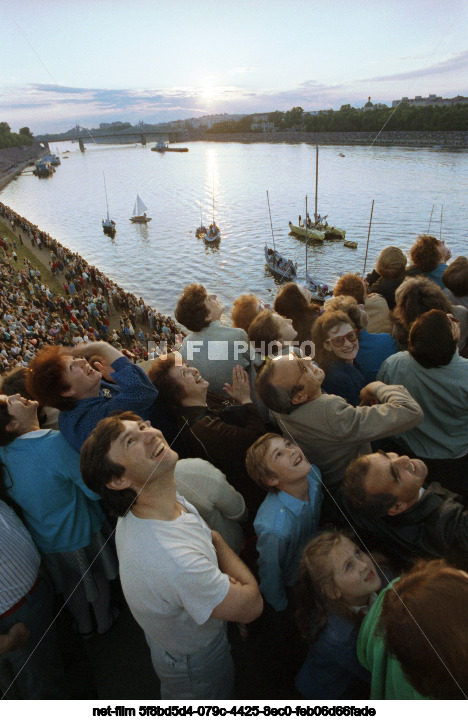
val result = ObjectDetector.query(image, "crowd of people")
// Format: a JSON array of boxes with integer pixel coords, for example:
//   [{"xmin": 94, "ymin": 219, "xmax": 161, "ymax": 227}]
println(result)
[
  {"xmin": 1, "ymin": 219, "xmax": 468, "ymax": 702},
  {"xmin": 0, "ymin": 201, "xmax": 181, "ymax": 373}
]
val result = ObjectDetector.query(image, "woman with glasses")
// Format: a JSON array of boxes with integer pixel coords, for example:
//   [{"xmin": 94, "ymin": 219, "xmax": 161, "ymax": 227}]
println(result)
[{"xmin": 312, "ymin": 310, "xmax": 366, "ymax": 406}]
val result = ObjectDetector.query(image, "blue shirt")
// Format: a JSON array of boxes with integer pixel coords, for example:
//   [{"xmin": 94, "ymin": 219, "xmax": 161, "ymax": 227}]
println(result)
[
  {"xmin": 59, "ymin": 355, "xmax": 159, "ymax": 450},
  {"xmin": 0, "ymin": 431, "xmax": 103, "ymax": 554},
  {"xmin": 254, "ymin": 466, "xmax": 322, "ymax": 611},
  {"xmin": 356, "ymin": 329, "xmax": 399, "ymax": 383},
  {"xmin": 426, "ymin": 262, "xmax": 448, "ymax": 289},
  {"xmin": 322, "ymin": 360, "xmax": 366, "ymax": 406}
]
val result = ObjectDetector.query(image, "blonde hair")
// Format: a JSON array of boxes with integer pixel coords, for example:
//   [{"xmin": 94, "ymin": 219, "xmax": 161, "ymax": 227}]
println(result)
[{"xmin": 245, "ymin": 433, "xmax": 282, "ymax": 492}]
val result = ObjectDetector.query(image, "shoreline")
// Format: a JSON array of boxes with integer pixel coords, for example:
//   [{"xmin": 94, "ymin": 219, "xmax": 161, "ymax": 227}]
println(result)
[
  {"xmin": 192, "ymin": 130, "xmax": 468, "ymax": 148},
  {"xmin": 0, "ymin": 144, "xmax": 42, "ymax": 192}
]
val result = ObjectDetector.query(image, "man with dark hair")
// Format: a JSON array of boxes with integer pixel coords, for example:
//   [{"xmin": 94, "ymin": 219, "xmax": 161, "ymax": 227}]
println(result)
[
  {"xmin": 80, "ymin": 413, "xmax": 263, "ymax": 700},
  {"xmin": 341, "ymin": 450, "xmax": 468, "ymax": 568},
  {"xmin": 175, "ymin": 284, "xmax": 250, "ymax": 394},
  {"xmin": 255, "ymin": 351, "xmax": 423, "ymax": 494}
]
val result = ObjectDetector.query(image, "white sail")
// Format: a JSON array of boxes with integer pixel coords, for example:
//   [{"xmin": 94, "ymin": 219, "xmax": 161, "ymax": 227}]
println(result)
[{"xmin": 132, "ymin": 194, "xmax": 148, "ymax": 216}]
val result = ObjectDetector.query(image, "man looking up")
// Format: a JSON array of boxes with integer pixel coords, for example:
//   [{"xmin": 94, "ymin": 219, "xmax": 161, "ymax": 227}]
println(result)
[
  {"xmin": 341, "ymin": 450, "xmax": 468, "ymax": 568},
  {"xmin": 255, "ymin": 352, "xmax": 423, "ymax": 496},
  {"xmin": 80, "ymin": 412, "xmax": 263, "ymax": 700},
  {"xmin": 175, "ymin": 284, "xmax": 250, "ymax": 394}
]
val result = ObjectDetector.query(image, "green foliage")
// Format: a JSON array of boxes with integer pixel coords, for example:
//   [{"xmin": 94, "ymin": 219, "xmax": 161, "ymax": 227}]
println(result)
[
  {"xmin": 19, "ymin": 127, "xmax": 33, "ymax": 137},
  {"xmin": 207, "ymin": 115, "xmax": 253, "ymax": 133},
  {"xmin": 0, "ymin": 122, "xmax": 34, "ymax": 148}
]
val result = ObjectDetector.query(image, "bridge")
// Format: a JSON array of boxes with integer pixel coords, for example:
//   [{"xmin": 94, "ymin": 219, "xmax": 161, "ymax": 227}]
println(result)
[{"xmin": 36, "ymin": 129, "xmax": 187, "ymax": 152}]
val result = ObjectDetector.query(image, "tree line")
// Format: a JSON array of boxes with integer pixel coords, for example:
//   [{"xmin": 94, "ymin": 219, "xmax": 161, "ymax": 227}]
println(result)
[
  {"xmin": 0, "ymin": 123, "xmax": 34, "ymax": 149},
  {"xmin": 205, "ymin": 103, "xmax": 468, "ymax": 134}
]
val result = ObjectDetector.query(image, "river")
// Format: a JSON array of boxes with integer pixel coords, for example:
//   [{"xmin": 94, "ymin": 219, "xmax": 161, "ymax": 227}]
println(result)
[{"xmin": 1, "ymin": 141, "xmax": 467, "ymax": 317}]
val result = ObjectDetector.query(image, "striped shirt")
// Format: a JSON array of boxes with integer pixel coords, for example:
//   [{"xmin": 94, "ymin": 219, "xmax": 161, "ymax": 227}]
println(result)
[{"xmin": 0, "ymin": 500, "xmax": 40, "ymax": 615}]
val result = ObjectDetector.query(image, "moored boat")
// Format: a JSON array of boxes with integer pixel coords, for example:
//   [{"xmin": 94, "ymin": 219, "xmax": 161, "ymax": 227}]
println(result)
[
  {"xmin": 264, "ymin": 245, "xmax": 297, "ymax": 281},
  {"xmin": 33, "ymin": 160, "xmax": 54, "ymax": 177},
  {"xmin": 151, "ymin": 140, "xmax": 189, "ymax": 153},
  {"xmin": 289, "ymin": 221, "xmax": 325, "ymax": 242},
  {"xmin": 204, "ymin": 223, "xmax": 220, "ymax": 243},
  {"xmin": 130, "ymin": 194, "xmax": 152, "ymax": 223},
  {"xmin": 102, "ymin": 173, "xmax": 116, "ymax": 237}
]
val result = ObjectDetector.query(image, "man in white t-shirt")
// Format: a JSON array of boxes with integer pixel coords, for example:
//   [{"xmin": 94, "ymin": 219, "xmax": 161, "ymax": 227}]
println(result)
[{"xmin": 80, "ymin": 411, "xmax": 263, "ymax": 700}]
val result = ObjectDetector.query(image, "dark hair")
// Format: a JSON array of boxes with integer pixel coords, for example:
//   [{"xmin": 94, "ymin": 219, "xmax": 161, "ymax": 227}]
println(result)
[
  {"xmin": 442, "ymin": 256, "xmax": 468, "ymax": 297},
  {"xmin": 231, "ymin": 294, "xmax": 262, "ymax": 334},
  {"xmin": 147, "ymin": 353, "xmax": 187, "ymax": 407},
  {"xmin": 343, "ymin": 455, "xmax": 398, "ymax": 517},
  {"xmin": 333, "ymin": 274, "xmax": 366, "ymax": 305},
  {"xmin": 0, "ymin": 397, "xmax": 20, "ymax": 446},
  {"xmin": 392, "ymin": 276, "xmax": 452, "ymax": 348},
  {"xmin": 80, "ymin": 411, "xmax": 141, "ymax": 516},
  {"xmin": 380, "ymin": 559, "xmax": 468, "ymax": 699},
  {"xmin": 26, "ymin": 346, "xmax": 76, "ymax": 411},
  {"xmin": 408, "ymin": 310, "xmax": 456, "ymax": 368},
  {"xmin": 255, "ymin": 358, "xmax": 296, "ymax": 414},
  {"xmin": 410, "ymin": 235, "xmax": 441, "ymax": 273},
  {"xmin": 1, "ymin": 367, "xmax": 48, "ymax": 427},
  {"xmin": 274, "ymin": 283, "xmax": 321, "ymax": 344},
  {"xmin": 248, "ymin": 309, "xmax": 281, "ymax": 348},
  {"xmin": 312, "ymin": 310, "xmax": 357, "ymax": 372},
  {"xmin": 174, "ymin": 284, "xmax": 209, "ymax": 332}
]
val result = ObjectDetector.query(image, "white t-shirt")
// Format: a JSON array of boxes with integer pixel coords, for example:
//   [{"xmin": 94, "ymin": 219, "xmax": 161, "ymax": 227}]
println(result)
[{"xmin": 115, "ymin": 494, "xmax": 230, "ymax": 656}]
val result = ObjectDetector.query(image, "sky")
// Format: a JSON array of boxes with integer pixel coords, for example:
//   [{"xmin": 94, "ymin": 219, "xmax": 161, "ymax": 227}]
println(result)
[{"xmin": 0, "ymin": 0, "xmax": 467, "ymax": 134}]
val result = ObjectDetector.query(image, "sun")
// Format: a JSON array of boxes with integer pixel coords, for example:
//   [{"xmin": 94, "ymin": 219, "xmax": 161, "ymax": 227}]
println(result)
[{"xmin": 200, "ymin": 81, "xmax": 216, "ymax": 102}]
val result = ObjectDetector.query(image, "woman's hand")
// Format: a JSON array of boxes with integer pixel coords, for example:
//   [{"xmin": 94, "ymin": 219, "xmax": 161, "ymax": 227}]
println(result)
[{"xmin": 223, "ymin": 366, "xmax": 252, "ymax": 405}]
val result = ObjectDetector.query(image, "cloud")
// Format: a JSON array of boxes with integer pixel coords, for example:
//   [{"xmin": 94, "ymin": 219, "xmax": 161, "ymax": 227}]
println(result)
[
  {"xmin": 227, "ymin": 66, "xmax": 258, "ymax": 76},
  {"xmin": 364, "ymin": 49, "xmax": 468, "ymax": 82}
]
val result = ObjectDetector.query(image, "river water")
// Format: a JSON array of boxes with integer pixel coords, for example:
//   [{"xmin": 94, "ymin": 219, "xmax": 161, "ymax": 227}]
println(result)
[{"xmin": 1, "ymin": 141, "xmax": 467, "ymax": 317}]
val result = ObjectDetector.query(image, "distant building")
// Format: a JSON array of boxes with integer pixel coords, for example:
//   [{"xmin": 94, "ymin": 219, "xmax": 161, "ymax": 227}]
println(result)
[
  {"xmin": 362, "ymin": 96, "xmax": 374, "ymax": 111},
  {"xmin": 99, "ymin": 121, "xmax": 127, "ymax": 129},
  {"xmin": 392, "ymin": 94, "xmax": 468, "ymax": 108},
  {"xmin": 251, "ymin": 114, "xmax": 275, "ymax": 132}
]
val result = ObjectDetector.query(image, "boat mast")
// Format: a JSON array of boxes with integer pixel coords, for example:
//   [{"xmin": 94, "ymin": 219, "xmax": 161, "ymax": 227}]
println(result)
[
  {"xmin": 440, "ymin": 204, "xmax": 443, "ymax": 241},
  {"xmin": 427, "ymin": 204, "xmax": 434, "ymax": 232},
  {"xmin": 363, "ymin": 199, "xmax": 375, "ymax": 275},
  {"xmin": 266, "ymin": 190, "xmax": 276, "ymax": 251},
  {"xmin": 305, "ymin": 195, "xmax": 308, "ymax": 276},
  {"xmin": 200, "ymin": 201, "xmax": 203, "ymax": 228},
  {"xmin": 314, "ymin": 145, "xmax": 319, "ymax": 225},
  {"xmin": 212, "ymin": 170, "xmax": 215, "ymax": 225},
  {"xmin": 103, "ymin": 172, "xmax": 110, "ymax": 220}
]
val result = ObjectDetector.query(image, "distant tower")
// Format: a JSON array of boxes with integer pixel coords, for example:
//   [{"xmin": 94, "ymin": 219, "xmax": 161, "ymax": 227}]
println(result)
[{"xmin": 363, "ymin": 96, "xmax": 374, "ymax": 111}]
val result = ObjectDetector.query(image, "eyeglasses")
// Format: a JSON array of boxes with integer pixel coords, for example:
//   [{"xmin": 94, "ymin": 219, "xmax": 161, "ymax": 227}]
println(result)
[
  {"xmin": 325, "ymin": 330, "xmax": 359, "ymax": 348},
  {"xmin": 290, "ymin": 357, "xmax": 319, "ymax": 394}
]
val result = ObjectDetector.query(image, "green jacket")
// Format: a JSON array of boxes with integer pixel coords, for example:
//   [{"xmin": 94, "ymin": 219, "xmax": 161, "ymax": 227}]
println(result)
[{"xmin": 357, "ymin": 582, "xmax": 428, "ymax": 700}]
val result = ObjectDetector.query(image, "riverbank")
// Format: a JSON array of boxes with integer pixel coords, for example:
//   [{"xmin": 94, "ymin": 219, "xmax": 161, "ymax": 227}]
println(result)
[
  {"xmin": 193, "ymin": 130, "xmax": 468, "ymax": 148},
  {"xmin": 0, "ymin": 144, "xmax": 42, "ymax": 191}
]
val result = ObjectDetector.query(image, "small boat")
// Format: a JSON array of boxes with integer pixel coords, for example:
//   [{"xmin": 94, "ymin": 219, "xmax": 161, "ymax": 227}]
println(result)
[
  {"xmin": 304, "ymin": 272, "xmax": 332, "ymax": 301},
  {"xmin": 151, "ymin": 140, "xmax": 189, "ymax": 153},
  {"xmin": 203, "ymin": 172, "xmax": 220, "ymax": 242},
  {"xmin": 102, "ymin": 173, "xmax": 116, "ymax": 237},
  {"xmin": 289, "ymin": 221, "xmax": 325, "ymax": 242},
  {"xmin": 264, "ymin": 245, "xmax": 297, "ymax": 281},
  {"xmin": 344, "ymin": 240, "xmax": 358, "ymax": 249},
  {"xmin": 130, "ymin": 194, "xmax": 152, "ymax": 223},
  {"xmin": 43, "ymin": 153, "xmax": 61, "ymax": 166},
  {"xmin": 204, "ymin": 223, "xmax": 220, "ymax": 243},
  {"xmin": 195, "ymin": 202, "xmax": 208, "ymax": 238},
  {"xmin": 33, "ymin": 160, "xmax": 54, "ymax": 177}
]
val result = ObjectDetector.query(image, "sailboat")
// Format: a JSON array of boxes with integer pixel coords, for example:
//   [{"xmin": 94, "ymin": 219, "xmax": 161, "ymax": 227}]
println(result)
[
  {"xmin": 102, "ymin": 173, "xmax": 116, "ymax": 237},
  {"xmin": 195, "ymin": 202, "xmax": 207, "ymax": 238},
  {"xmin": 130, "ymin": 194, "xmax": 152, "ymax": 223},
  {"xmin": 204, "ymin": 171, "xmax": 220, "ymax": 242},
  {"xmin": 289, "ymin": 146, "xmax": 346, "ymax": 240}
]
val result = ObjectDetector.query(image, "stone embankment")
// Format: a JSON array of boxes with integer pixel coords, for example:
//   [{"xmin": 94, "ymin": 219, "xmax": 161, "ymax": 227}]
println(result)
[
  {"xmin": 193, "ymin": 130, "xmax": 468, "ymax": 148},
  {"xmin": 0, "ymin": 144, "xmax": 42, "ymax": 191}
]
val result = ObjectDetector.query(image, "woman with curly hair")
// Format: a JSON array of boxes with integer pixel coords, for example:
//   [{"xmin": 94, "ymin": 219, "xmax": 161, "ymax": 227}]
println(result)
[
  {"xmin": 295, "ymin": 531, "xmax": 390, "ymax": 699},
  {"xmin": 366, "ymin": 246, "xmax": 407, "ymax": 310},
  {"xmin": 273, "ymin": 283, "xmax": 321, "ymax": 345},
  {"xmin": 312, "ymin": 310, "xmax": 366, "ymax": 405},
  {"xmin": 407, "ymin": 234, "xmax": 451, "ymax": 289}
]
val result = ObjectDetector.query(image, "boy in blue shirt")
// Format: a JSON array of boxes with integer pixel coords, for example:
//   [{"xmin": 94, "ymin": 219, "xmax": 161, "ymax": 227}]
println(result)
[{"xmin": 246, "ymin": 433, "xmax": 322, "ymax": 612}]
